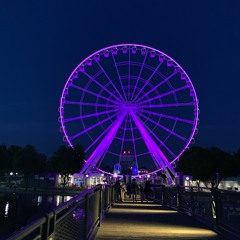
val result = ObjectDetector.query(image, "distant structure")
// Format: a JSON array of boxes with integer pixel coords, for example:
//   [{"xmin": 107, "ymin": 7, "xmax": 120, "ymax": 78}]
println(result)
[{"xmin": 59, "ymin": 43, "xmax": 199, "ymax": 184}]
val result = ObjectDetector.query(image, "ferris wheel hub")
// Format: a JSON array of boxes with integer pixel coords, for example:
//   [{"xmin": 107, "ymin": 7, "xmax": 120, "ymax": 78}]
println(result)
[{"xmin": 121, "ymin": 102, "xmax": 138, "ymax": 112}]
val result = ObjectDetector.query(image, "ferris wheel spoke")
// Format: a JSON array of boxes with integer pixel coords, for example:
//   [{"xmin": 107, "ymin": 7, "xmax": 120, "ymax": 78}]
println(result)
[
  {"xmin": 95, "ymin": 146, "xmax": 109, "ymax": 169},
  {"xmin": 139, "ymin": 102, "xmax": 195, "ymax": 108},
  {"xmin": 139, "ymin": 109, "xmax": 194, "ymax": 124},
  {"xmin": 70, "ymin": 84, "xmax": 120, "ymax": 104},
  {"xmin": 138, "ymin": 85, "xmax": 189, "ymax": 105},
  {"xmin": 130, "ymin": 111, "xmax": 176, "ymax": 176},
  {"xmin": 64, "ymin": 108, "xmax": 119, "ymax": 123},
  {"xmin": 127, "ymin": 51, "xmax": 130, "ymax": 100},
  {"xmin": 95, "ymin": 61, "xmax": 125, "ymax": 102},
  {"xmin": 138, "ymin": 112, "xmax": 188, "ymax": 142},
  {"xmin": 118, "ymin": 114, "xmax": 129, "ymax": 165},
  {"xmin": 143, "ymin": 121, "xmax": 176, "ymax": 158},
  {"xmin": 129, "ymin": 115, "xmax": 139, "ymax": 170},
  {"xmin": 132, "ymin": 61, "xmax": 164, "ymax": 102},
  {"xmin": 84, "ymin": 122, "xmax": 114, "ymax": 152},
  {"xmin": 111, "ymin": 53, "xmax": 128, "ymax": 101},
  {"xmin": 137, "ymin": 152, "xmax": 151, "ymax": 157},
  {"xmin": 131, "ymin": 52, "xmax": 148, "ymax": 101},
  {"xmin": 69, "ymin": 111, "xmax": 119, "ymax": 141},
  {"xmin": 82, "ymin": 71, "xmax": 122, "ymax": 102},
  {"xmin": 80, "ymin": 111, "xmax": 127, "ymax": 174},
  {"xmin": 64, "ymin": 101, "xmax": 117, "ymax": 108},
  {"xmin": 135, "ymin": 71, "xmax": 177, "ymax": 103}
]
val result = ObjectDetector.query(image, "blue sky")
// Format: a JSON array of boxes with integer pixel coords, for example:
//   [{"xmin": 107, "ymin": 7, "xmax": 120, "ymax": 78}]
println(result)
[{"xmin": 1, "ymin": 0, "xmax": 240, "ymax": 156}]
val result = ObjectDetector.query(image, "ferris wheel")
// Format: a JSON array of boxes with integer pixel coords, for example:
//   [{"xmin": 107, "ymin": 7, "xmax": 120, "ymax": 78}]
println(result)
[{"xmin": 59, "ymin": 44, "xmax": 199, "ymax": 179}]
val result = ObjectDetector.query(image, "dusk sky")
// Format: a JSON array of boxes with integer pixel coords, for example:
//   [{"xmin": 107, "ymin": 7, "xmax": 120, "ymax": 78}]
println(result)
[{"xmin": 1, "ymin": 1, "xmax": 240, "ymax": 156}]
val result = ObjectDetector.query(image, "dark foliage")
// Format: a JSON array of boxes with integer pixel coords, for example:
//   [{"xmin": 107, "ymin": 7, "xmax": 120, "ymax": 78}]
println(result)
[{"xmin": 178, "ymin": 146, "xmax": 239, "ymax": 188}]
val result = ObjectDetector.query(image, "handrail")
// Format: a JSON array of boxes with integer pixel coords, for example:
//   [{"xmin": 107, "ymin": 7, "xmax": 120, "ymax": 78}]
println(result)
[
  {"xmin": 151, "ymin": 185, "xmax": 240, "ymax": 240},
  {"xmin": 6, "ymin": 184, "xmax": 113, "ymax": 240},
  {"xmin": 6, "ymin": 217, "xmax": 46, "ymax": 240}
]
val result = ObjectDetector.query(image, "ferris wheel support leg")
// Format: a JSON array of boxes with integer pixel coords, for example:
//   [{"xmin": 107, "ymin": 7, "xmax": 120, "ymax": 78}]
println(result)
[
  {"xmin": 130, "ymin": 111, "xmax": 176, "ymax": 185},
  {"xmin": 80, "ymin": 111, "xmax": 127, "ymax": 174}
]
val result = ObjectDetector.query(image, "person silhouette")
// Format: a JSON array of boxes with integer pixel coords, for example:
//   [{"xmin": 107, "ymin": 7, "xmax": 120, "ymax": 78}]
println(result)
[
  {"xmin": 114, "ymin": 180, "xmax": 122, "ymax": 202},
  {"xmin": 131, "ymin": 179, "xmax": 138, "ymax": 202},
  {"xmin": 144, "ymin": 180, "xmax": 151, "ymax": 203}
]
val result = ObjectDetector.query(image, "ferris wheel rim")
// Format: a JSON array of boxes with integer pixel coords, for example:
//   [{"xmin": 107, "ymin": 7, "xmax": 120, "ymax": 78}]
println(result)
[{"xmin": 59, "ymin": 43, "xmax": 199, "ymax": 176}]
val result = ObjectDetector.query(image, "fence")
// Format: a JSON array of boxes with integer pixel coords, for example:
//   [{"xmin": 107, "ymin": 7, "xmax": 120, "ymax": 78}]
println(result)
[
  {"xmin": 6, "ymin": 184, "xmax": 113, "ymax": 240},
  {"xmin": 6, "ymin": 184, "xmax": 240, "ymax": 240},
  {"xmin": 151, "ymin": 185, "xmax": 240, "ymax": 240}
]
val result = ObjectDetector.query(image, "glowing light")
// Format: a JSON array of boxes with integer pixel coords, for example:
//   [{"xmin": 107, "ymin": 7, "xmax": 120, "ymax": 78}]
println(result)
[
  {"xmin": 98, "ymin": 206, "xmax": 218, "ymax": 239},
  {"xmin": 104, "ymin": 50, "xmax": 109, "ymax": 57},
  {"xmin": 4, "ymin": 202, "xmax": 9, "ymax": 217},
  {"xmin": 60, "ymin": 44, "xmax": 199, "ymax": 177},
  {"xmin": 37, "ymin": 196, "xmax": 42, "ymax": 206},
  {"xmin": 73, "ymin": 209, "xmax": 85, "ymax": 220}
]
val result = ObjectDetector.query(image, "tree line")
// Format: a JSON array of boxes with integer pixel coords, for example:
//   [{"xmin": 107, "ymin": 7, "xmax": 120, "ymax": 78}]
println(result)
[
  {"xmin": 1, "ymin": 144, "xmax": 240, "ymax": 190},
  {"xmin": 0, "ymin": 144, "xmax": 85, "ymax": 189},
  {"xmin": 177, "ymin": 146, "xmax": 240, "ymax": 189}
]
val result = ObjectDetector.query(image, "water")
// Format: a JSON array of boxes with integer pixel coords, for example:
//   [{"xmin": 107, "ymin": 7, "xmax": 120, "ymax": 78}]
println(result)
[{"xmin": 0, "ymin": 191, "xmax": 73, "ymax": 239}]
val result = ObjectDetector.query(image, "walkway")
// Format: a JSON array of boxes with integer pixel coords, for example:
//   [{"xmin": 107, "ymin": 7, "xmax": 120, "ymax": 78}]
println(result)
[{"xmin": 95, "ymin": 199, "xmax": 224, "ymax": 240}]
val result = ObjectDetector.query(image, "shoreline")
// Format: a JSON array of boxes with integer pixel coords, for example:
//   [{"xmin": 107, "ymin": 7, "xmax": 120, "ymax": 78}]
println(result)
[{"xmin": 0, "ymin": 185, "xmax": 85, "ymax": 196}]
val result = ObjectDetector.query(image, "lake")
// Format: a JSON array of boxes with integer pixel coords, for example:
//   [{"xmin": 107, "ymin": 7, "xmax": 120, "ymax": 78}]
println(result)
[{"xmin": 0, "ymin": 191, "xmax": 74, "ymax": 239}]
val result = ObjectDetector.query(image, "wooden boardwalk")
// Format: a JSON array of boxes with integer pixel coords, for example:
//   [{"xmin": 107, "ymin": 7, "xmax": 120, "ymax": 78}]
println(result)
[{"xmin": 95, "ymin": 199, "xmax": 225, "ymax": 240}]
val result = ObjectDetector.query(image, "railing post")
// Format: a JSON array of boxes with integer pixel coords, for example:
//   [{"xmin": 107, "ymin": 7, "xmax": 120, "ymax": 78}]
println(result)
[
  {"xmin": 84, "ymin": 193, "xmax": 89, "ymax": 240},
  {"xmin": 190, "ymin": 187, "xmax": 195, "ymax": 216},
  {"xmin": 177, "ymin": 185, "xmax": 183, "ymax": 211},
  {"xmin": 169, "ymin": 187, "xmax": 172, "ymax": 207},
  {"xmin": 162, "ymin": 185, "xmax": 166, "ymax": 206},
  {"xmin": 213, "ymin": 189, "xmax": 221, "ymax": 231},
  {"xmin": 111, "ymin": 184, "xmax": 114, "ymax": 204},
  {"xmin": 42, "ymin": 211, "xmax": 55, "ymax": 240},
  {"xmin": 98, "ymin": 185, "xmax": 102, "ymax": 226}
]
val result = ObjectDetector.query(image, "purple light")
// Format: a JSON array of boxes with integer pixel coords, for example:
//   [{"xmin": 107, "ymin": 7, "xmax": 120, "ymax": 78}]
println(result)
[
  {"xmin": 122, "ymin": 46, "xmax": 128, "ymax": 54},
  {"xmin": 130, "ymin": 111, "xmax": 175, "ymax": 180},
  {"xmin": 150, "ymin": 51, "xmax": 156, "ymax": 58},
  {"xmin": 104, "ymin": 50, "xmax": 109, "ymax": 57},
  {"xmin": 112, "ymin": 47, "xmax": 118, "ymax": 55},
  {"xmin": 59, "ymin": 43, "xmax": 199, "ymax": 177},
  {"xmin": 132, "ymin": 46, "xmax": 137, "ymax": 54},
  {"xmin": 141, "ymin": 48, "xmax": 146, "ymax": 55},
  {"xmin": 69, "ymin": 111, "xmax": 119, "ymax": 141},
  {"xmin": 86, "ymin": 58, "xmax": 92, "ymax": 66},
  {"xmin": 80, "ymin": 111, "xmax": 127, "ymax": 173},
  {"xmin": 94, "ymin": 54, "xmax": 100, "ymax": 61},
  {"xmin": 79, "ymin": 65, "xmax": 85, "ymax": 72}
]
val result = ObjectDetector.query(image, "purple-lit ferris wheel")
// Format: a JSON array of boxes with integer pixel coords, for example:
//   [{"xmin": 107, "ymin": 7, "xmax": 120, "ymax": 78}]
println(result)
[{"xmin": 59, "ymin": 44, "xmax": 199, "ymax": 178}]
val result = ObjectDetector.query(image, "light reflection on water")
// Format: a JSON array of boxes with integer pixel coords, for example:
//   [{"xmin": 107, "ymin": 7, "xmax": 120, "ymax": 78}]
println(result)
[
  {"xmin": 0, "ymin": 192, "xmax": 73, "ymax": 240},
  {"xmin": 4, "ymin": 201, "xmax": 9, "ymax": 218}
]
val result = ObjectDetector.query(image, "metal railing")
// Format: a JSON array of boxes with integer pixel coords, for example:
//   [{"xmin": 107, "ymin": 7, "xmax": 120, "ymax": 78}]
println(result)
[
  {"xmin": 6, "ymin": 184, "xmax": 240, "ymax": 240},
  {"xmin": 151, "ymin": 185, "xmax": 240, "ymax": 240},
  {"xmin": 6, "ymin": 184, "xmax": 113, "ymax": 240}
]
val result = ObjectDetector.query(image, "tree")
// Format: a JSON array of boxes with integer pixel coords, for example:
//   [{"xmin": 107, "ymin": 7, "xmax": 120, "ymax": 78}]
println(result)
[
  {"xmin": 48, "ymin": 144, "xmax": 85, "ymax": 190},
  {"xmin": 0, "ymin": 145, "xmax": 8, "ymax": 175},
  {"xmin": 178, "ymin": 146, "xmax": 235, "ymax": 189},
  {"xmin": 232, "ymin": 149, "xmax": 240, "ymax": 176},
  {"xmin": 7, "ymin": 145, "xmax": 21, "ymax": 173},
  {"xmin": 13, "ymin": 145, "xmax": 46, "ymax": 189}
]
